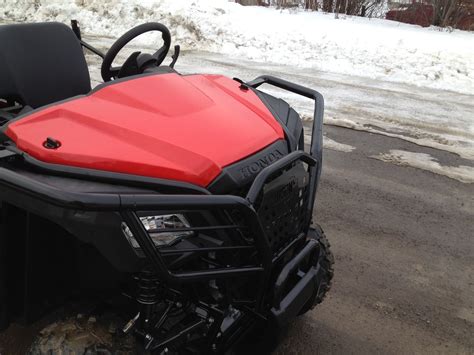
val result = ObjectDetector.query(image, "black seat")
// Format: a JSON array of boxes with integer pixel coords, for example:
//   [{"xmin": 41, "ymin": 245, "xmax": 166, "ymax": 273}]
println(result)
[{"xmin": 0, "ymin": 22, "xmax": 91, "ymax": 109}]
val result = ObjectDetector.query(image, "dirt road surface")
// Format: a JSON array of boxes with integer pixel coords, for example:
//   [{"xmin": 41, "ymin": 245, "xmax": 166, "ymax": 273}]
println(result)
[
  {"xmin": 275, "ymin": 124, "xmax": 473, "ymax": 354},
  {"xmin": 0, "ymin": 38, "xmax": 473, "ymax": 354}
]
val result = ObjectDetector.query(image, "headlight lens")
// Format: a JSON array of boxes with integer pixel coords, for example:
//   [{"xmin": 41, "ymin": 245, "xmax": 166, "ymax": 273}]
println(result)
[
  {"xmin": 122, "ymin": 214, "xmax": 193, "ymax": 249},
  {"xmin": 140, "ymin": 214, "xmax": 194, "ymax": 247}
]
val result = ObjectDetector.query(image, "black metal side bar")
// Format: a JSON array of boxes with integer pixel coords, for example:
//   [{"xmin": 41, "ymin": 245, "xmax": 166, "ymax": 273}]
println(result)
[
  {"xmin": 71, "ymin": 19, "xmax": 106, "ymax": 59},
  {"xmin": 159, "ymin": 245, "xmax": 255, "ymax": 256},
  {"xmin": 80, "ymin": 40, "xmax": 106, "ymax": 59},
  {"xmin": 247, "ymin": 75, "xmax": 324, "ymax": 219},
  {"xmin": 245, "ymin": 147, "xmax": 319, "ymax": 233},
  {"xmin": 148, "ymin": 225, "xmax": 246, "ymax": 234},
  {"xmin": 246, "ymin": 150, "xmax": 317, "ymax": 205},
  {"xmin": 247, "ymin": 75, "xmax": 324, "ymax": 181}
]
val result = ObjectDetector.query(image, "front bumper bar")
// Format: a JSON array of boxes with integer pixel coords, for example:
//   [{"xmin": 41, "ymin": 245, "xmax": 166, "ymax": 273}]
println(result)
[{"xmin": 271, "ymin": 228, "xmax": 323, "ymax": 326}]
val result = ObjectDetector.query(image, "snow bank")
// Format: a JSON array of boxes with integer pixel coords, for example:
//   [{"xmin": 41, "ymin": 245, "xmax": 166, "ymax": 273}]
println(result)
[{"xmin": 1, "ymin": 0, "xmax": 473, "ymax": 95}]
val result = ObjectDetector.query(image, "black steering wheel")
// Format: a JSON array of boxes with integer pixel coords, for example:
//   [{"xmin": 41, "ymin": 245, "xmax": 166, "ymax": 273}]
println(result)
[{"xmin": 101, "ymin": 23, "xmax": 171, "ymax": 82}]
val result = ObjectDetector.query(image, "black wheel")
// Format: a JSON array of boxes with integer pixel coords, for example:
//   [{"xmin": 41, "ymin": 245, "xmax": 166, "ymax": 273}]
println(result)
[{"xmin": 298, "ymin": 224, "xmax": 334, "ymax": 316}]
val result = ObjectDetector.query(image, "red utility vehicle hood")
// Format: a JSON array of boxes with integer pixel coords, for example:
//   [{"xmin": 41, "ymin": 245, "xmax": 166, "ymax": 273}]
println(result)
[{"xmin": 6, "ymin": 74, "xmax": 284, "ymax": 187}]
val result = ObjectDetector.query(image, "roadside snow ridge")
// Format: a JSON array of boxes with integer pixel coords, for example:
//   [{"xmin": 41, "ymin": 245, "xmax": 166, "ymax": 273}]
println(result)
[{"xmin": 2, "ymin": 0, "xmax": 474, "ymax": 95}]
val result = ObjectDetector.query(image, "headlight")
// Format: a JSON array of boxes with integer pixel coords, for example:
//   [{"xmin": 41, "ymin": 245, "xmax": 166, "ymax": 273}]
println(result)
[{"xmin": 122, "ymin": 214, "xmax": 194, "ymax": 249}]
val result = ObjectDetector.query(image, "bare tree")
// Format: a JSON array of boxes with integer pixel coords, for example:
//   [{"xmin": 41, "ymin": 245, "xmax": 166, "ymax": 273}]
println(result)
[
  {"xmin": 305, "ymin": 0, "xmax": 318, "ymax": 10},
  {"xmin": 235, "ymin": 0, "xmax": 473, "ymax": 28},
  {"xmin": 322, "ymin": 0, "xmax": 335, "ymax": 12},
  {"xmin": 276, "ymin": 0, "xmax": 300, "ymax": 7},
  {"xmin": 388, "ymin": 0, "xmax": 474, "ymax": 29},
  {"xmin": 432, "ymin": 0, "xmax": 472, "ymax": 27},
  {"xmin": 235, "ymin": 0, "xmax": 264, "ymax": 5}
]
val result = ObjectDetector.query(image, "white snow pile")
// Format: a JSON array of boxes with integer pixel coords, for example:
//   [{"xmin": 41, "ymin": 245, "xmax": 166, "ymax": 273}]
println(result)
[
  {"xmin": 1, "ymin": 0, "xmax": 473, "ymax": 95},
  {"xmin": 373, "ymin": 150, "xmax": 474, "ymax": 183}
]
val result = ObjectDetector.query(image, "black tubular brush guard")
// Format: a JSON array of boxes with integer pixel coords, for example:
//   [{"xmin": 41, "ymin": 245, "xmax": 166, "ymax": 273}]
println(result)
[{"xmin": 0, "ymin": 76, "xmax": 324, "ymax": 321}]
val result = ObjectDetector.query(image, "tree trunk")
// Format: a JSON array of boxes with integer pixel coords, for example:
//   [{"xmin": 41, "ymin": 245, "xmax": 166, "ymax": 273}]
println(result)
[
  {"xmin": 305, "ymin": 0, "xmax": 318, "ymax": 10},
  {"xmin": 235, "ymin": 0, "xmax": 263, "ymax": 5}
]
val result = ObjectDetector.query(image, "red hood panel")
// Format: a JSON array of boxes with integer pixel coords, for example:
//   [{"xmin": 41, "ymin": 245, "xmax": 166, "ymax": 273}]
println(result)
[{"xmin": 6, "ymin": 74, "xmax": 284, "ymax": 187}]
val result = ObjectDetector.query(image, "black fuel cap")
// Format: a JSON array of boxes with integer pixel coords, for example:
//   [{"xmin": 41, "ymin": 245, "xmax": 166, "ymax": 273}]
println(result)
[{"xmin": 43, "ymin": 137, "xmax": 61, "ymax": 149}]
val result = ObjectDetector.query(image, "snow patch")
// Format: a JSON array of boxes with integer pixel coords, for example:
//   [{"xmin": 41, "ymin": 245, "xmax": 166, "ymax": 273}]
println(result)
[
  {"xmin": 324, "ymin": 116, "xmax": 474, "ymax": 161},
  {"xmin": 372, "ymin": 150, "xmax": 474, "ymax": 183},
  {"xmin": 303, "ymin": 126, "xmax": 356, "ymax": 152},
  {"xmin": 323, "ymin": 136, "xmax": 356, "ymax": 152},
  {"xmin": 1, "ymin": 0, "xmax": 473, "ymax": 95}
]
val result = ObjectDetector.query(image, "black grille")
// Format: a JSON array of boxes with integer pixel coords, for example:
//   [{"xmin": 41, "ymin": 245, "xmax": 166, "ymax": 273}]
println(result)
[{"xmin": 256, "ymin": 163, "xmax": 309, "ymax": 253}]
